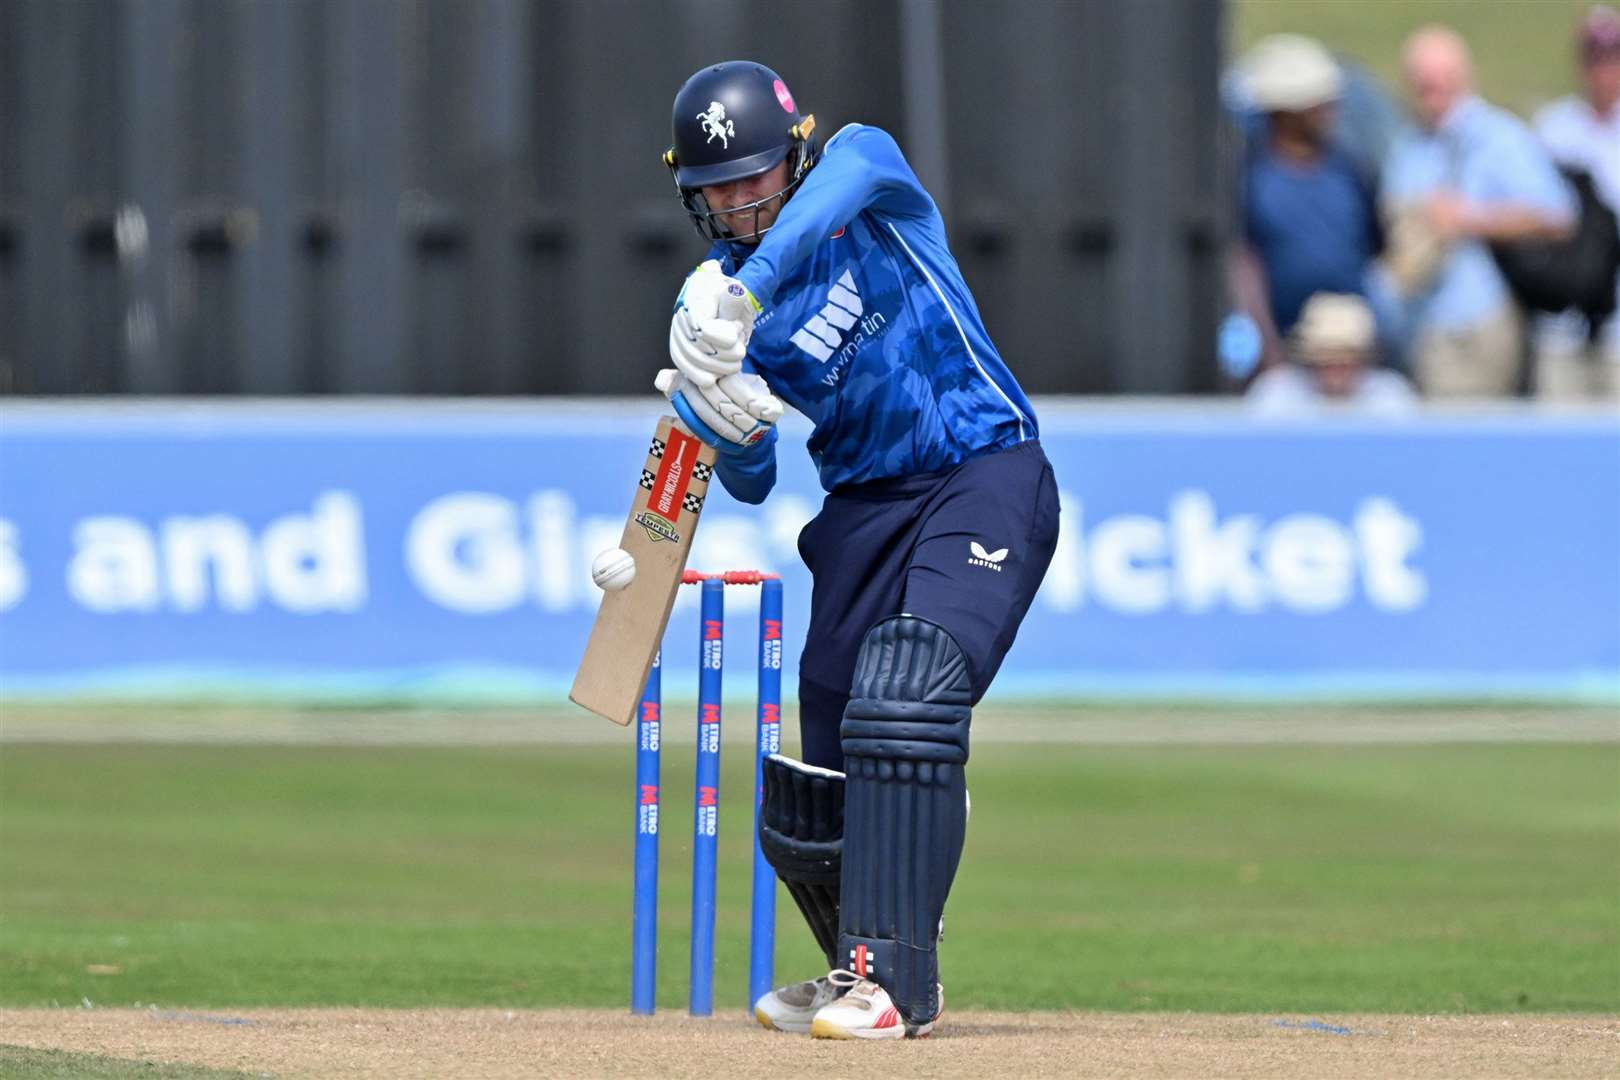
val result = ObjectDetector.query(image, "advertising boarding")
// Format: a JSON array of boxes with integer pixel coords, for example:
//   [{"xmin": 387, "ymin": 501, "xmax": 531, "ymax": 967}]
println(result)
[{"xmin": 1, "ymin": 401, "xmax": 1615, "ymax": 701}]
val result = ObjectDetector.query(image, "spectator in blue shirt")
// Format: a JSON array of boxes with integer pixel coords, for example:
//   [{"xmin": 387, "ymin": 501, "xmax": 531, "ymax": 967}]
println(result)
[
  {"xmin": 1233, "ymin": 35, "xmax": 1386, "ymax": 372},
  {"xmin": 1381, "ymin": 25, "xmax": 1575, "ymax": 397}
]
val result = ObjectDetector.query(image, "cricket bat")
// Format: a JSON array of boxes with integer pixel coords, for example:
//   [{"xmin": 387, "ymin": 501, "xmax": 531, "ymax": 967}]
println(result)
[{"xmin": 570, "ymin": 415, "xmax": 719, "ymax": 725}]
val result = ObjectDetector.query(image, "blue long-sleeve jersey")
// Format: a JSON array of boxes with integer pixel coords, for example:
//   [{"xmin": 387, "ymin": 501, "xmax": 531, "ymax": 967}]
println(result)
[{"xmin": 707, "ymin": 124, "xmax": 1036, "ymax": 500}]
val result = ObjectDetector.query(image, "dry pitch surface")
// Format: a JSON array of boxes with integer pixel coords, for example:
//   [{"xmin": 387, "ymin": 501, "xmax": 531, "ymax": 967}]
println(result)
[{"xmin": 2, "ymin": 1009, "xmax": 1616, "ymax": 1079}]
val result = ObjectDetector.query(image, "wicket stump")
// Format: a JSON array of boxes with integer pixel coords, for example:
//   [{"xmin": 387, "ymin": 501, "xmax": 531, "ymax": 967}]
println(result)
[{"xmin": 631, "ymin": 571, "xmax": 782, "ymax": 1017}]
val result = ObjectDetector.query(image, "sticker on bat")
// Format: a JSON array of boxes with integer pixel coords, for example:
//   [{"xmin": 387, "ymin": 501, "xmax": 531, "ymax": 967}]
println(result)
[
  {"xmin": 646, "ymin": 427, "xmax": 700, "ymax": 526},
  {"xmin": 633, "ymin": 511, "xmax": 681, "ymax": 544}
]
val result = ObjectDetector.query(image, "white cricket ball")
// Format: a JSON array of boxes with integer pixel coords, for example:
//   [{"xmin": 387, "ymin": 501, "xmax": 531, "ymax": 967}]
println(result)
[{"xmin": 591, "ymin": 548, "xmax": 637, "ymax": 592}]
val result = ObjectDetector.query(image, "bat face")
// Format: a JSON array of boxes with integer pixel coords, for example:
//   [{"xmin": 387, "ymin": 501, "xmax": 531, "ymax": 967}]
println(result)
[{"xmin": 570, "ymin": 417, "xmax": 719, "ymax": 725}]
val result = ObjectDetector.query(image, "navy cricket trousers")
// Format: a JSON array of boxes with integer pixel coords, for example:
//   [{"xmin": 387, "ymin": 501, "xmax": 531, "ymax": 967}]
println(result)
[{"xmin": 794, "ymin": 439, "xmax": 1060, "ymax": 770}]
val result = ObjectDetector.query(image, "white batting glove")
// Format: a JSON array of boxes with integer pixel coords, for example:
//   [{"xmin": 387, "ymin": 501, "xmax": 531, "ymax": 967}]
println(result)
[
  {"xmin": 669, "ymin": 260, "xmax": 761, "ymax": 388},
  {"xmin": 655, "ymin": 368, "xmax": 782, "ymax": 448},
  {"xmin": 714, "ymin": 372, "xmax": 784, "ymax": 425}
]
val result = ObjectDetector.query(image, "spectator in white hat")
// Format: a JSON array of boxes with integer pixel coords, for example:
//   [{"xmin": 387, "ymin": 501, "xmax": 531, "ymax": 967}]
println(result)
[
  {"xmin": 1231, "ymin": 35, "xmax": 1387, "ymax": 374},
  {"xmin": 1248, "ymin": 292, "xmax": 1418, "ymax": 414}
]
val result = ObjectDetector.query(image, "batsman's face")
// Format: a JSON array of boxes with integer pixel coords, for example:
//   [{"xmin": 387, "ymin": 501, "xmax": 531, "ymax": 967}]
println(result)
[{"xmin": 701, "ymin": 159, "xmax": 792, "ymax": 243}]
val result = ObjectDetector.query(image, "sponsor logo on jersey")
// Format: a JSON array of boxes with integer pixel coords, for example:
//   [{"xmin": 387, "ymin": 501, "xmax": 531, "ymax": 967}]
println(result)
[
  {"xmin": 696, "ymin": 101, "xmax": 734, "ymax": 148},
  {"xmin": 968, "ymin": 540, "xmax": 1008, "ymax": 571},
  {"xmin": 790, "ymin": 269, "xmax": 864, "ymax": 362}
]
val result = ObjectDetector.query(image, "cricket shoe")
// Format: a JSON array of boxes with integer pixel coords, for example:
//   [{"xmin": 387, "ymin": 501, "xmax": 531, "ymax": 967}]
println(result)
[
  {"xmin": 809, "ymin": 969, "xmax": 943, "ymax": 1040},
  {"xmin": 753, "ymin": 974, "xmax": 848, "ymax": 1033}
]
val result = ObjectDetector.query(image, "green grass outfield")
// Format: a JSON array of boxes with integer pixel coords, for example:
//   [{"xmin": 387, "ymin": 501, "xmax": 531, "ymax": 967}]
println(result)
[{"xmin": 1, "ymin": 727, "xmax": 1616, "ymax": 1015}]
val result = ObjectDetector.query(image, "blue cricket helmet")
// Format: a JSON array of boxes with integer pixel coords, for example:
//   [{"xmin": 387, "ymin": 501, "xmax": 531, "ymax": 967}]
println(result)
[{"xmin": 664, "ymin": 61, "xmax": 817, "ymax": 242}]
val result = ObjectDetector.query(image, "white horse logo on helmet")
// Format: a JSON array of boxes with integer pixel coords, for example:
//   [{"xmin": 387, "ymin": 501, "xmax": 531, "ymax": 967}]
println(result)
[{"xmin": 696, "ymin": 101, "xmax": 735, "ymax": 148}]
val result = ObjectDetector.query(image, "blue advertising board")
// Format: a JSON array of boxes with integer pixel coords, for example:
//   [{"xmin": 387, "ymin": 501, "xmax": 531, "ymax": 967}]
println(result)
[{"xmin": 1, "ymin": 400, "xmax": 1616, "ymax": 702}]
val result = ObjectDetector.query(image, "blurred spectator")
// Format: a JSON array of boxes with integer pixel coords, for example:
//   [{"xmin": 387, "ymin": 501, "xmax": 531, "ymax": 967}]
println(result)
[
  {"xmin": 1247, "ymin": 292, "xmax": 1417, "ymax": 414},
  {"xmin": 1380, "ymin": 25, "xmax": 1575, "ymax": 398},
  {"xmin": 1232, "ymin": 35, "xmax": 1385, "ymax": 371},
  {"xmin": 1532, "ymin": 5, "xmax": 1620, "ymax": 400}
]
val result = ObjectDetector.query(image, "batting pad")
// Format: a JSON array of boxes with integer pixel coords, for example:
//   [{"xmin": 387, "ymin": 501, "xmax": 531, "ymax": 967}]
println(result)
[
  {"xmin": 758, "ymin": 754, "xmax": 845, "ymax": 967},
  {"xmin": 837, "ymin": 615, "xmax": 971, "ymax": 1026}
]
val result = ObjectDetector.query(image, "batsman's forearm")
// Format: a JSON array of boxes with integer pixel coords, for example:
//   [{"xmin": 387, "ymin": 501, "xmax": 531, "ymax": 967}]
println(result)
[{"xmin": 714, "ymin": 427, "xmax": 778, "ymax": 505}]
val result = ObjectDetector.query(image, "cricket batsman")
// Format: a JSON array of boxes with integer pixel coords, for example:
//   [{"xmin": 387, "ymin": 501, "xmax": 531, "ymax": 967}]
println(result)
[{"xmin": 657, "ymin": 60, "xmax": 1059, "ymax": 1039}]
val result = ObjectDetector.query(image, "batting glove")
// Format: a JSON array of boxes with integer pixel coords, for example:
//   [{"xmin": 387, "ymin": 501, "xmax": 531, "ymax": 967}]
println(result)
[
  {"xmin": 655, "ymin": 367, "xmax": 782, "ymax": 448},
  {"xmin": 669, "ymin": 260, "xmax": 761, "ymax": 388}
]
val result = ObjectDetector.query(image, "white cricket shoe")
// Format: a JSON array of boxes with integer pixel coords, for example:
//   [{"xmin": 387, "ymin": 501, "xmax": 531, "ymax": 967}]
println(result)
[
  {"xmin": 753, "ymin": 974, "xmax": 847, "ymax": 1033},
  {"xmin": 809, "ymin": 968, "xmax": 943, "ymax": 1040}
]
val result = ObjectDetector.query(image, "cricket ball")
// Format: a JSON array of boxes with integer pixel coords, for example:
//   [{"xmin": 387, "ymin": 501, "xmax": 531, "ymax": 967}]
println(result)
[{"xmin": 591, "ymin": 548, "xmax": 637, "ymax": 591}]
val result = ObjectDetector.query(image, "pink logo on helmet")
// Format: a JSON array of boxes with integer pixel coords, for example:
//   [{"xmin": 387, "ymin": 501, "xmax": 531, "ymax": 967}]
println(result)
[{"xmin": 773, "ymin": 79, "xmax": 795, "ymax": 113}]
